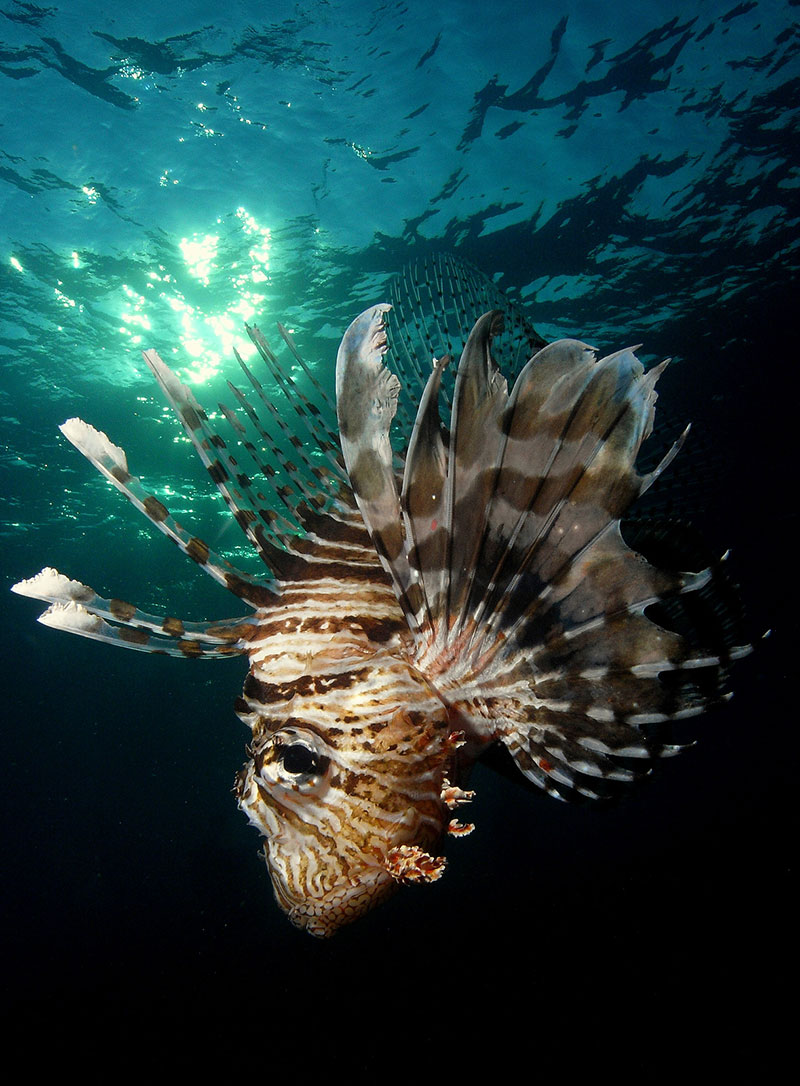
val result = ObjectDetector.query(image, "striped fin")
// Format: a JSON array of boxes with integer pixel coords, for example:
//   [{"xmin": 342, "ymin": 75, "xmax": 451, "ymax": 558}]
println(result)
[
  {"xmin": 400, "ymin": 351, "xmax": 450, "ymax": 637},
  {"xmin": 339, "ymin": 271, "xmax": 749, "ymax": 800},
  {"xmin": 440, "ymin": 310, "xmax": 508, "ymax": 644},
  {"xmin": 11, "ymin": 567, "xmax": 253, "ymax": 657},
  {"xmin": 245, "ymin": 323, "xmax": 345, "ymax": 480},
  {"xmin": 144, "ymin": 333, "xmax": 357, "ymax": 579},
  {"xmin": 229, "ymin": 346, "xmax": 349, "ymax": 501},
  {"xmin": 369, "ymin": 255, "xmax": 551, "ymax": 643},
  {"xmin": 58, "ymin": 417, "xmax": 273, "ymax": 606},
  {"xmin": 335, "ymin": 304, "xmax": 422, "ymax": 633},
  {"xmin": 464, "ymin": 340, "xmax": 670, "ymax": 654},
  {"xmin": 16, "ymin": 315, "xmax": 366, "ymax": 658},
  {"xmin": 462, "ymin": 345, "xmax": 703, "ymax": 671},
  {"xmin": 394, "ymin": 331, "xmax": 709, "ymax": 674},
  {"xmin": 410, "ymin": 332, "xmax": 750, "ymax": 797},
  {"xmin": 142, "ymin": 350, "xmax": 300, "ymax": 568}
]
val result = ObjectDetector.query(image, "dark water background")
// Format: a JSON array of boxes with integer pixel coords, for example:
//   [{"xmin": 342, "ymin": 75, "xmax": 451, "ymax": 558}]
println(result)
[{"xmin": 1, "ymin": 0, "xmax": 796, "ymax": 1074}]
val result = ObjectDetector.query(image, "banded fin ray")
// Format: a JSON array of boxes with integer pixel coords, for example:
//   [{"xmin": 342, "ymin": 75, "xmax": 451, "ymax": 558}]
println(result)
[
  {"xmin": 11, "ymin": 567, "xmax": 253, "ymax": 657},
  {"xmin": 438, "ymin": 334, "xmax": 745, "ymax": 792},
  {"xmin": 400, "ymin": 351, "xmax": 450, "ymax": 637},
  {"xmin": 467, "ymin": 342, "xmax": 676, "ymax": 657},
  {"xmin": 18, "ymin": 316, "xmax": 373, "ymax": 658},
  {"xmin": 336, "ymin": 255, "xmax": 555, "ymax": 643},
  {"xmin": 215, "ymin": 381, "xmax": 334, "ymax": 533},
  {"xmin": 143, "ymin": 329, "xmax": 358, "ymax": 580},
  {"xmin": 245, "ymin": 323, "xmax": 346, "ymax": 482},
  {"xmin": 440, "ymin": 309, "xmax": 508, "ymax": 645},
  {"xmin": 31, "ymin": 601, "xmax": 250, "ymax": 658},
  {"xmin": 142, "ymin": 350, "xmax": 301, "ymax": 569},
  {"xmin": 230, "ymin": 345, "xmax": 349, "ymax": 502},
  {"xmin": 57, "ymin": 416, "xmax": 273, "ymax": 607}
]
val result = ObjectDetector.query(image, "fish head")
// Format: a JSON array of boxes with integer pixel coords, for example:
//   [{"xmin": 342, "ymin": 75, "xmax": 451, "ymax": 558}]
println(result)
[{"xmin": 235, "ymin": 709, "xmax": 454, "ymax": 936}]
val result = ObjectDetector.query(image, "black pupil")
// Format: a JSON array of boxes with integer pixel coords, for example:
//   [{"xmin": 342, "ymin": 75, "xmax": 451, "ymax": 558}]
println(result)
[{"xmin": 280, "ymin": 743, "xmax": 321, "ymax": 776}]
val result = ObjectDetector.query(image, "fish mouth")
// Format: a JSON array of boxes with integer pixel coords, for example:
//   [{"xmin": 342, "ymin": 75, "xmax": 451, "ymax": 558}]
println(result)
[
  {"xmin": 275, "ymin": 864, "xmax": 398, "ymax": 938},
  {"xmin": 269, "ymin": 823, "xmax": 445, "ymax": 938}
]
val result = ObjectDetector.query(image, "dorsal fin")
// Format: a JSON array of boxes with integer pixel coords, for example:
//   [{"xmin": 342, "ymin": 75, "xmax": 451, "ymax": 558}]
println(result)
[
  {"xmin": 400, "ymin": 351, "xmax": 450, "ymax": 638},
  {"xmin": 440, "ymin": 310, "xmax": 508, "ymax": 645},
  {"xmin": 335, "ymin": 304, "xmax": 423, "ymax": 633},
  {"xmin": 334, "ymin": 256, "xmax": 750, "ymax": 801}
]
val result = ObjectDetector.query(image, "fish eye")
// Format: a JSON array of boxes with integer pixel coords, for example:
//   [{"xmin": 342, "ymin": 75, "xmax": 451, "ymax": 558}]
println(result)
[
  {"xmin": 253, "ymin": 728, "xmax": 332, "ymax": 797},
  {"xmin": 279, "ymin": 742, "xmax": 328, "ymax": 777}
]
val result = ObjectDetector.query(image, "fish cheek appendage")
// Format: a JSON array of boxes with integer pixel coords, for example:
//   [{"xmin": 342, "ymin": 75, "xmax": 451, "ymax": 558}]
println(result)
[{"xmin": 11, "ymin": 255, "xmax": 749, "ymax": 937}]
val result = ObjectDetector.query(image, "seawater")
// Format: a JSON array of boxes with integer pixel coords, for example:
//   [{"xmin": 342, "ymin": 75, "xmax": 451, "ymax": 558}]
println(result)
[{"xmin": 1, "ymin": 0, "xmax": 796, "ymax": 1069}]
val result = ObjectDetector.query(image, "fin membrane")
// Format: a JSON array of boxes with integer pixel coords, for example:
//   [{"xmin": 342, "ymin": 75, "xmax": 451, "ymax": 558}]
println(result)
[{"xmin": 336, "ymin": 255, "xmax": 750, "ymax": 800}]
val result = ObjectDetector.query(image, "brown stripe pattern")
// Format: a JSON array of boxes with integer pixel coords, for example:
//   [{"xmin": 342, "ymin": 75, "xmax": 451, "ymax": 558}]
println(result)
[{"xmin": 12, "ymin": 253, "xmax": 749, "ymax": 936}]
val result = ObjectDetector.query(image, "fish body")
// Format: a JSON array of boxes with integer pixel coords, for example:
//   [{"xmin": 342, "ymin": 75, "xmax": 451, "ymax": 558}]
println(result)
[{"xmin": 12, "ymin": 255, "xmax": 747, "ymax": 936}]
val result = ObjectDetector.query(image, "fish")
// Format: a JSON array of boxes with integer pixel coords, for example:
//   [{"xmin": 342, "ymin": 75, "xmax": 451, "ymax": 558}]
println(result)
[{"xmin": 12, "ymin": 253, "xmax": 749, "ymax": 936}]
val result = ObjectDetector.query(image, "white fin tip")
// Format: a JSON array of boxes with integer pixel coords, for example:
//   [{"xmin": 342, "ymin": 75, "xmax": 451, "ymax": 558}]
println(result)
[
  {"xmin": 11, "ymin": 567, "xmax": 94, "ymax": 603},
  {"xmin": 59, "ymin": 418, "xmax": 128, "ymax": 473},
  {"xmin": 37, "ymin": 601, "xmax": 112, "ymax": 636}
]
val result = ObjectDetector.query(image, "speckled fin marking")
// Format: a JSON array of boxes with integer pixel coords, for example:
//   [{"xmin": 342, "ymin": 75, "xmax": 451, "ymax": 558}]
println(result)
[
  {"xmin": 60, "ymin": 415, "xmax": 272, "ymax": 603},
  {"xmin": 14, "ymin": 317, "xmax": 371, "ymax": 655},
  {"xmin": 11, "ymin": 567, "xmax": 254, "ymax": 657},
  {"xmin": 10, "ymin": 409, "xmax": 266, "ymax": 651}
]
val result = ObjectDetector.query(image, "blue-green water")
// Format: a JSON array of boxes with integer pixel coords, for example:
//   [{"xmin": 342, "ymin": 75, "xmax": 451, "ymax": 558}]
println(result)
[{"xmin": 1, "ymin": 0, "xmax": 796, "ymax": 1071}]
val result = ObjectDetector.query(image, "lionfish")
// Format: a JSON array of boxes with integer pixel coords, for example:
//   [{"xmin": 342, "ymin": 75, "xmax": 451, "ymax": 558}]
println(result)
[{"xmin": 12, "ymin": 255, "xmax": 747, "ymax": 936}]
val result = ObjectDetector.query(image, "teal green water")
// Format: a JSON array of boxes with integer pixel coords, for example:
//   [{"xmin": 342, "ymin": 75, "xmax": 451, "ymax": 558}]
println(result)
[{"xmin": 1, "ymin": 0, "xmax": 795, "ymax": 1070}]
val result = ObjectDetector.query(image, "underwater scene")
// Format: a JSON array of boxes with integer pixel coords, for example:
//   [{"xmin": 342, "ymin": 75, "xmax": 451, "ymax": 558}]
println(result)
[{"xmin": 1, "ymin": 0, "xmax": 796, "ymax": 1071}]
